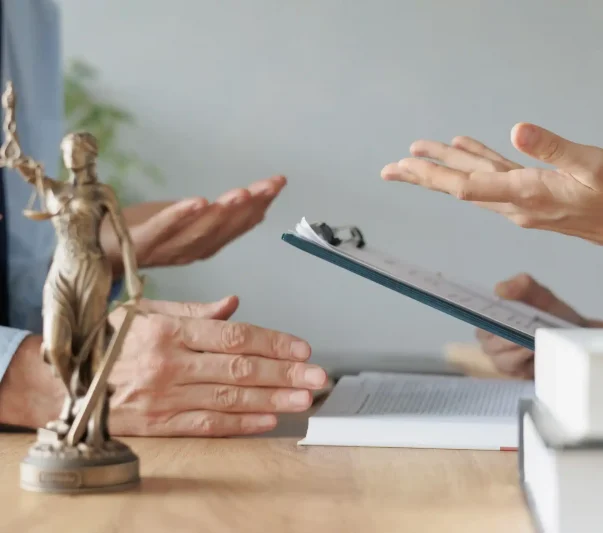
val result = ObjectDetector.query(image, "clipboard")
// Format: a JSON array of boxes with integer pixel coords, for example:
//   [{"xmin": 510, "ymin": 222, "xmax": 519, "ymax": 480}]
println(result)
[{"xmin": 281, "ymin": 218, "xmax": 578, "ymax": 351}]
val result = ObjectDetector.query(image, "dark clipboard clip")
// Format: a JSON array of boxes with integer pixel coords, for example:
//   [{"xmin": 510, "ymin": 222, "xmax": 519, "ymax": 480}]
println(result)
[{"xmin": 310, "ymin": 222, "xmax": 365, "ymax": 249}]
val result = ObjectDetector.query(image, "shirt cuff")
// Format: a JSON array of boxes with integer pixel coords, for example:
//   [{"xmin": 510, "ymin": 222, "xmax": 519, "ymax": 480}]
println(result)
[{"xmin": 0, "ymin": 327, "xmax": 31, "ymax": 384}]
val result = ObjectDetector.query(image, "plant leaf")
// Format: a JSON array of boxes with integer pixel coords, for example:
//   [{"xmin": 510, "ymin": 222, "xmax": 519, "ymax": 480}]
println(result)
[{"xmin": 62, "ymin": 58, "xmax": 163, "ymax": 205}]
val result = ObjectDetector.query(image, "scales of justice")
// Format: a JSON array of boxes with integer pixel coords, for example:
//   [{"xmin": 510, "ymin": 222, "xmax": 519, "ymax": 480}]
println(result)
[{"xmin": 0, "ymin": 81, "xmax": 146, "ymax": 493}]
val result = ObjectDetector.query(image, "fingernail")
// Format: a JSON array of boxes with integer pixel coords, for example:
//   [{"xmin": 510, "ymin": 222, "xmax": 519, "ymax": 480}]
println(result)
[
  {"xmin": 380, "ymin": 163, "xmax": 398, "ymax": 179},
  {"xmin": 287, "ymin": 390, "xmax": 311, "ymax": 408},
  {"xmin": 304, "ymin": 366, "xmax": 326, "ymax": 387},
  {"xmin": 290, "ymin": 341, "xmax": 310, "ymax": 360},
  {"xmin": 514, "ymin": 124, "xmax": 539, "ymax": 148}
]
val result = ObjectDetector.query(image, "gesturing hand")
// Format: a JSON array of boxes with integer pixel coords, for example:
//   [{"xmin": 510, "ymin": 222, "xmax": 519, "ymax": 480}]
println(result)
[
  {"xmin": 381, "ymin": 124, "xmax": 603, "ymax": 244},
  {"xmin": 475, "ymin": 273, "xmax": 588, "ymax": 379},
  {"xmin": 107, "ymin": 296, "xmax": 328, "ymax": 437},
  {"xmin": 102, "ymin": 175, "xmax": 287, "ymax": 275}
]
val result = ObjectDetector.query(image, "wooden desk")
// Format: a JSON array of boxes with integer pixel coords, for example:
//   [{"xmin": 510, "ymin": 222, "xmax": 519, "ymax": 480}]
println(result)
[{"xmin": 0, "ymin": 423, "xmax": 534, "ymax": 533}]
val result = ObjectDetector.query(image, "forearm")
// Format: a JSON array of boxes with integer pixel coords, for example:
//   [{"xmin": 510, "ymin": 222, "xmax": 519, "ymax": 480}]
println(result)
[{"xmin": 0, "ymin": 332, "xmax": 63, "ymax": 428}]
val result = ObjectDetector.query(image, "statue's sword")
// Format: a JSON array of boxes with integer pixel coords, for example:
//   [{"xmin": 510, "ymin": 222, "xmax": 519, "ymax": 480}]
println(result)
[{"xmin": 65, "ymin": 300, "xmax": 140, "ymax": 447}]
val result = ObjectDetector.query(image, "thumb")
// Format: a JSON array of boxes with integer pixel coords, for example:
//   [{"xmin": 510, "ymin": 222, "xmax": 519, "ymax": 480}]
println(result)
[
  {"xmin": 511, "ymin": 122, "xmax": 602, "ymax": 176},
  {"xmin": 137, "ymin": 296, "xmax": 240, "ymax": 320},
  {"xmin": 495, "ymin": 273, "xmax": 584, "ymax": 325}
]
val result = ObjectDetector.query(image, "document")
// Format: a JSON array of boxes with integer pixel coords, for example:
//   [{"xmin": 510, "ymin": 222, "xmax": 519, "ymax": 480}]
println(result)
[
  {"xmin": 300, "ymin": 372, "xmax": 535, "ymax": 450},
  {"xmin": 282, "ymin": 218, "xmax": 577, "ymax": 349}
]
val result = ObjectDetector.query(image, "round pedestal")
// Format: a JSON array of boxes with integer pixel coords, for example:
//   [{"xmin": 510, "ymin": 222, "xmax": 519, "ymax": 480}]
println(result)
[{"xmin": 20, "ymin": 434, "xmax": 140, "ymax": 494}]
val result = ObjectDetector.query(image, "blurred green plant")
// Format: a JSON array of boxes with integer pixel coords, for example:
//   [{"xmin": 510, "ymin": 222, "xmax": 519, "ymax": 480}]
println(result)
[
  {"xmin": 62, "ymin": 58, "xmax": 164, "ymax": 298},
  {"xmin": 61, "ymin": 58, "xmax": 164, "ymax": 204}
]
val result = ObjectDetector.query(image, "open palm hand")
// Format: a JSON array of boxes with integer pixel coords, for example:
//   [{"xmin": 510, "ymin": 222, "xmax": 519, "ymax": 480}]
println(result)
[{"xmin": 381, "ymin": 123, "xmax": 603, "ymax": 244}]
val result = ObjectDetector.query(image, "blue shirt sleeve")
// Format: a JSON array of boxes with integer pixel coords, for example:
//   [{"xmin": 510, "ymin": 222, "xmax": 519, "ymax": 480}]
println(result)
[
  {"xmin": 0, "ymin": 1, "xmax": 60, "ymax": 385},
  {"xmin": 0, "ymin": 2, "xmax": 127, "ymax": 392},
  {"xmin": 0, "ymin": 326, "xmax": 31, "ymax": 383}
]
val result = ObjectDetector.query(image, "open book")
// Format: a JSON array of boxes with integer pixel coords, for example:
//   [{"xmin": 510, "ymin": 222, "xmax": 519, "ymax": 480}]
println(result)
[
  {"xmin": 300, "ymin": 372, "xmax": 534, "ymax": 450},
  {"xmin": 282, "ymin": 218, "xmax": 577, "ymax": 350}
]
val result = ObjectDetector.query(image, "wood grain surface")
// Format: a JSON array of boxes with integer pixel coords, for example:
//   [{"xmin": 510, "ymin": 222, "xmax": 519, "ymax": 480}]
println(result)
[{"xmin": 0, "ymin": 430, "xmax": 534, "ymax": 533}]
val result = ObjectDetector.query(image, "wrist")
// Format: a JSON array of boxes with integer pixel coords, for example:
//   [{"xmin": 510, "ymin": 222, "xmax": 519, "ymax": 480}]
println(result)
[{"xmin": 0, "ymin": 335, "xmax": 63, "ymax": 428}]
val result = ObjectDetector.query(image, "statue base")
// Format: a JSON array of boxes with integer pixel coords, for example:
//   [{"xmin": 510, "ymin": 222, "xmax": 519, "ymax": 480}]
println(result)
[{"xmin": 20, "ymin": 428, "xmax": 140, "ymax": 494}]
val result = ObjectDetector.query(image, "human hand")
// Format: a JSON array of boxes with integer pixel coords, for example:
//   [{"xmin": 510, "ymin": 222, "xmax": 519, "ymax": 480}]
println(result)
[
  {"xmin": 107, "ymin": 297, "xmax": 328, "ymax": 437},
  {"xmin": 381, "ymin": 124, "xmax": 603, "ymax": 244},
  {"xmin": 0, "ymin": 298, "xmax": 246, "ymax": 430},
  {"xmin": 102, "ymin": 175, "xmax": 287, "ymax": 275},
  {"xmin": 475, "ymin": 273, "xmax": 587, "ymax": 379},
  {"xmin": 0, "ymin": 334, "xmax": 64, "ymax": 429}
]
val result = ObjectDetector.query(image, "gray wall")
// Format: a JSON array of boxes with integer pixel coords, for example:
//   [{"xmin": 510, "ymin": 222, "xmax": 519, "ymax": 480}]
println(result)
[{"xmin": 59, "ymin": 0, "xmax": 603, "ymax": 368}]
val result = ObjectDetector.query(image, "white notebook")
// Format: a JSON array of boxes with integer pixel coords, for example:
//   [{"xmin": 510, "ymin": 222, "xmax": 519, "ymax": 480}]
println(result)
[{"xmin": 300, "ymin": 372, "xmax": 534, "ymax": 450}]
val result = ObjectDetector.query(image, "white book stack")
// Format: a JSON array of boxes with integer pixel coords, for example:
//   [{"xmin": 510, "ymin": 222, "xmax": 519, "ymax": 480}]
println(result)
[{"xmin": 520, "ymin": 329, "xmax": 603, "ymax": 533}]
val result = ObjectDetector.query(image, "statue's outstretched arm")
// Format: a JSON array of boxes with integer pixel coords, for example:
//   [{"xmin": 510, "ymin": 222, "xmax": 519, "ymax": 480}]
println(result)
[{"xmin": 0, "ymin": 82, "xmax": 57, "ymax": 219}]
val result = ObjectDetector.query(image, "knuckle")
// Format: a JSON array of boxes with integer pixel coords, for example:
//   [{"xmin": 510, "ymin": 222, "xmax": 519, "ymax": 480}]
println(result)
[
  {"xmin": 126, "ymin": 397, "xmax": 171, "ymax": 435},
  {"xmin": 283, "ymin": 362, "xmax": 298, "ymax": 386},
  {"xmin": 134, "ymin": 391, "xmax": 156, "ymax": 416},
  {"xmin": 147, "ymin": 314, "xmax": 179, "ymax": 344},
  {"xmin": 143, "ymin": 352, "xmax": 171, "ymax": 385},
  {"xmin": 221, "ymin": 322, "xmax": 249, "ymax": 351},
  {"xmin": 192, "ymin": 414, "xmax": 218, "ymax": 435},
  {"xmin": 270, "ymin": 333, "xmax": 289, "ymax": 358},
  {"xmin": 452, "ymin": 185, "xmax": 472, "ymax": 201},
  {"xmin": 213, "ymin": 385, "xmax": 240, "ymax": 409},
  {"xmin": 517, "ymin": 188, "xmax": 543, "ymax": 209},
  {"xmin": 540, "ymin": 139, "xmax": 562, "ymax": 163},
  {"xmin": 228, "ymin": 355, "xmax": 254, "ymax": 382},
  {"xmin": 181, "ymin": 302, "xmax": 200, "ymax": 318}
]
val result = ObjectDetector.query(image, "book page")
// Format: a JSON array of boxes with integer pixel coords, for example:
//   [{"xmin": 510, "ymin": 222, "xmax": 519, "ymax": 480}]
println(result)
[
  {"xmin": 293, "ymin": 217, "xmax": 576, "ymax": 337},
  {"xmin": 315, "ymin": 373, "xmax": 535, "ymax": 419}
]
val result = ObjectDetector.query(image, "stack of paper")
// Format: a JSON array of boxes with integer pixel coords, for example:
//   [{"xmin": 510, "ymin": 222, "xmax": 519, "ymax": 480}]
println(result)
[{"xmin": 520, "ymin": 329, "xmax": 603, "ymax": 532}]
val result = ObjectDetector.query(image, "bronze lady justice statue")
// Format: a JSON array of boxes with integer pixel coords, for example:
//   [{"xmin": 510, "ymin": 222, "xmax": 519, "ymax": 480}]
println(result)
[{"xmin": 0, "ymin": 82, "xmax": 144, "ymax": 492}]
